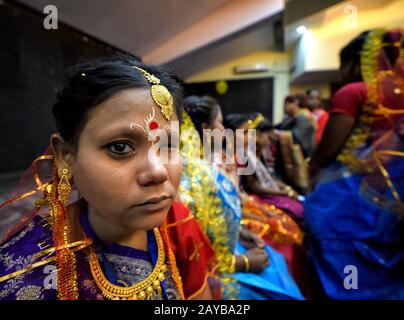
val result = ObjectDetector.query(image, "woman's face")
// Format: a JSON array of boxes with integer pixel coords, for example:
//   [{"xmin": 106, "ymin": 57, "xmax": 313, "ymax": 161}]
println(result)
[
  {"xmin": 210, "ymin": 108, "xmax": 225, "ymax": 132},
  {"xmin": 257, "ymin": 131, "xmax": 271, "ymax": 150},
  {"xmin": 236, "ymin": 121, "xmax": 250, "ymax": 149},
  {"xmin": 340, "ymin": 58, "xmax": 361, "ymax": 84},
  {"xmin": 68, "ymin": 88, "xmax": 181, "ymax": 231},
  {"xmin": 202, "ymin": 108, "xmax": 225, "ymax": 147}
]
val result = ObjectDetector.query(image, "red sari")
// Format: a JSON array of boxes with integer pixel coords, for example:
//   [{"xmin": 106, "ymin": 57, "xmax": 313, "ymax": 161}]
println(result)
[{"xmin": 163, "ymin": 201, "xmax": 218, "ymax": 299}]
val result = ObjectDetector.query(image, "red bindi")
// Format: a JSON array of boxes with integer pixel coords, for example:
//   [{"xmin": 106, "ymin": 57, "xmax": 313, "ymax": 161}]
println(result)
[{"xmin": 149, "ymin": 120, "xmax": 159, "ymax": 130}]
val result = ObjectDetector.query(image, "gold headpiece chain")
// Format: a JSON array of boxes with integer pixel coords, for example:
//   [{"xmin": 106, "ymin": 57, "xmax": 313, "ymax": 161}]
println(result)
[{"xmin": 133, "ymin": 66, "xmax": 174, "ymax": 121}]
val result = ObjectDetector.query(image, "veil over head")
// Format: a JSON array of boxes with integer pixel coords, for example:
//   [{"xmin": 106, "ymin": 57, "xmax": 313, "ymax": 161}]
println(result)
[{"xmin": 337, "ymin": 28, "xmax": 404, "ymax": 218}]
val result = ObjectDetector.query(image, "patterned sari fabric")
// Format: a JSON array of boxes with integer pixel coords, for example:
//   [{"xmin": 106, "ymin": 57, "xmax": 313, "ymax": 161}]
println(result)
[
  {"xmin": 213, "ymin": 165, "xmax": 304, "ymax": 300},
  {"xmin": 179, "ymin": 156, "xmax": 239, "ymax": 300},
  {"xmin": 0, "ymin": 213, "xmax": 180, "ymax": 300},
  {"xmin": 241, "ymin": 150, "xmax": 305, "ymax": 223},
  {"xmin": 179, "ymin": 111, "xmax": 304, "ymax": 300},
  {"xmin": 222, "ymin": 150, "xmax": 311, "ymax": 298},
  {"xmin": 304, "ymin": 29, "xmax": 404, "ymax": 299},
  {"xmin": 241, "ymin": 195, "xmax": 303, "ymax": 246},
  {"xmin": 0, "ymin": 183, "xmax": 213, "ymax": 300}
]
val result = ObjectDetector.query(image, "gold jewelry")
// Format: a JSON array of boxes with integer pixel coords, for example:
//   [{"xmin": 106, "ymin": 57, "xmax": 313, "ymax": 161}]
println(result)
[
  {"xmin": 57, "ymin": 168, "xmax": 71, "ymax": 205},
  {"xmin": 89, "ymin": 228, "xmax": 169, "ymax": 300},
  {"xmin": 33, "ymin": 239, "xmax": 93, "ymax": 260},
  {"xmin": 133, "ymin": 66, "xmax": 174, "ymax": 121},
  {"xmin": 241, "ymin": 254, "xmax": 250, "ymax": 272},
  {"xmin": 0, "ymin": 239, "xmax": 91, "ymax": 284},
  {"xmin": 230, "ymin": 255, "xmax": 236, "ymax": 272},
  {"xmin": 248, "ymin": 114, "xmax": 265, "ymax": 129}
]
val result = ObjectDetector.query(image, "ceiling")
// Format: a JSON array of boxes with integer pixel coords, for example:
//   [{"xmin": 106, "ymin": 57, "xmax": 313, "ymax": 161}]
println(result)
[
  {"xmin": 16, "ymin": 0, "xmax": 231, "ymax": 56},
  {"xmin": 14, "ymin": 0, "xmax": 283, "ymax": 78}
]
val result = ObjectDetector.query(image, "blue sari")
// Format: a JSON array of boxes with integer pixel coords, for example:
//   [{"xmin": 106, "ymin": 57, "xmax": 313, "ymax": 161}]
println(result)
[
  {"xmin": 212, "ymin": 165, "xmax": 304, "ymax": 300},
  {"xmin": 304, "ymin": 29, "xmax": 404, "ymax": 299},
  {"xmin": 304, "ymin": 160, "xmax": 404, "ymax": 299}
]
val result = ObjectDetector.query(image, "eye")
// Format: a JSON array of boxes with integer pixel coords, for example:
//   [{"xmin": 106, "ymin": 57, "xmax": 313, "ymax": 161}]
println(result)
[{"xmin": 106, "ymin": 141, "xmax": 134, "ymax": 155}]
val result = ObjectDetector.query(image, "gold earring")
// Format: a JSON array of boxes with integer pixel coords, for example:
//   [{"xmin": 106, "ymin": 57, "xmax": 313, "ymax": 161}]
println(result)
[{"xmin": 57, "ymin": 168, "xmax": 71, "ymax": 205}]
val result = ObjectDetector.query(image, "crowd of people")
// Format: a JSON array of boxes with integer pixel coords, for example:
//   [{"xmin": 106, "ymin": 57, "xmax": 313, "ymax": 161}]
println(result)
[{"xmin": 0, "ymin": 28, "xmax": 403, "ymax": 300}]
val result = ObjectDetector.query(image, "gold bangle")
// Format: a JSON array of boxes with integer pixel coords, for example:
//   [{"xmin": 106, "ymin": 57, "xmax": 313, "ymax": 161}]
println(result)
[
  {"xmin": 230, "ymin": 255, "xmax": 236, "ymax": 272},
  {"xmin": 241, "ymin": 254, "xmax": 250, "ymax": 273}
]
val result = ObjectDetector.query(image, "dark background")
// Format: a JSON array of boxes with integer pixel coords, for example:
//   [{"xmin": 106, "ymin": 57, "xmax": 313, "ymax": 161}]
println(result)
[
  {"xmin": 0, "ymin": 1, "xmax": 126, "ymax": 176},
  {"xmin": 184, "ymin": 77, "xmax": 274, "ymax": 121}
]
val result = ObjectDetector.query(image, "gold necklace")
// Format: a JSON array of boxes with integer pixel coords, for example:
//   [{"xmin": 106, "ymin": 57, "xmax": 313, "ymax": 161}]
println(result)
[{"xmin": 89, "ymin": 228, "xmax": 168, "ymax": 300}]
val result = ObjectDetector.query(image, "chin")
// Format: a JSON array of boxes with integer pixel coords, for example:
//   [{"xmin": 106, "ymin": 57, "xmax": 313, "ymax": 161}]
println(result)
[{"xmin": 130, "ymin": 208, "xmax": 170, "ymax": 231}]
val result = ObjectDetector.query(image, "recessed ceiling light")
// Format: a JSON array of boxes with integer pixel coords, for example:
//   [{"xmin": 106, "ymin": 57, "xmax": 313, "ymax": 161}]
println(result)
[{"xmin": 296, "ymin": 25, "xmax": 307, "ymax": 35}]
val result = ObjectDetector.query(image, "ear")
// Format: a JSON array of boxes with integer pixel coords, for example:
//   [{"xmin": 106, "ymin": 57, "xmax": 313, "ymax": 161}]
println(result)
[{"xmin": 50, "ymin": 133, "xmax": 75, "ymax": 179}]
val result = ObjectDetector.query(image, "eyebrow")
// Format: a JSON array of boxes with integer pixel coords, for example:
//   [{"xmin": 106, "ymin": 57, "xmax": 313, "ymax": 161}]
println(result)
[
  {"xmin": 96, "ymin": 126, "xmax": 142, "ymax": 143},
  {"xmin": 98, "ymin": 124, "xmax": 179, "ymax": 142}
]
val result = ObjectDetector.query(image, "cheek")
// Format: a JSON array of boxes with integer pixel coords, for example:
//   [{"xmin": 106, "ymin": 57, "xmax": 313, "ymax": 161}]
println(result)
[
  {"xmin": 213, "ymin": 119, "xmax": 224, "ymax": 131},
  {"xmin": 71, "ymin": 151, "xmax": 135, "ymax": 211},
  {"xmin": 166, "ymin": 161, "xmax": 182, "ymax": 191}
]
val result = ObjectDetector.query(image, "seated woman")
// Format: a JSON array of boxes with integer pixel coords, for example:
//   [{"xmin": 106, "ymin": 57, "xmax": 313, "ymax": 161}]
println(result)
[
  {"xmin": 306, "ymin": 29, "xmax": 404, "ymax": 299},
  {"xmin": 179, "ymin": 95, "xmax": 304, "ymax": 300},
  {"xmin": 238, "ymin": 114, "xmax": 304, "ymax": 223},
  {"xmin": 0, "ymin": 56, "xmax": 215, "ymax": 300},
  {"xmin": 224, "ymin": 113, "xmax": 311, "ymax": 299}
]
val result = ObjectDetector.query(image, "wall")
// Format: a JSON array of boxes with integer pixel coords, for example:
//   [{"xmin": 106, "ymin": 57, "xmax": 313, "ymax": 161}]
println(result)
[
  {"xmin": 0, "ymin": 2, "xmax": 121, "ymax": 175},
  {"xmin": 291, "ymin": 0, "xmax": 404, "ymax": 81},
  {"xmin": 289, "ymin": 83, "xmax": 331, "ymax": 99},
  {"xmin": 186, "ymin": 50, "xmax": 290, "ymax": 123}
]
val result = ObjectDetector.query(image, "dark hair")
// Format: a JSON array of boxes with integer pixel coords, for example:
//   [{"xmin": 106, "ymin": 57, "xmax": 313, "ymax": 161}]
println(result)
[
  {"xmin": 382, "ymin": 30, "xmax": 404, "ymax": 68},
  {"xmin": 52, "ymin": 55, "xmax": 183, "ymax": 148},
  {"xmin": 184, "ymin": 95, "xmax": 221, "ymax": 138},
  {"xmin": 340, "ymin": 30, "xmax": 371, "ymax": 66},
  {"xmin": 224, "ymin": 113, "xmax": 249, "ymax": 130},
  {"xmin": 256, "ymin": 119, "xmax": 273, "ymax": 133},
  {"xmin": 284, "ymin": 93, "xmax": 309, "ymax": 109}
]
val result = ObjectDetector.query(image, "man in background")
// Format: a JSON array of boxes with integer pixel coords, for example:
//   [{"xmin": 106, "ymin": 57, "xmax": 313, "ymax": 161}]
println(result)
[{"xmin": 306, "ymin": 88, "xmax": 329, "ymax": 145}]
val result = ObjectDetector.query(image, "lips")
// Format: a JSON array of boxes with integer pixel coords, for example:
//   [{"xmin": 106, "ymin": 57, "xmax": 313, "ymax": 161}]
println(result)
[
  {"xmin": 143, "ymin": 195, "xmax": 170, "ymax": 205},
  {"xmin": 135, "ymin": 195, "xmax": 173, "ymax": 211}
]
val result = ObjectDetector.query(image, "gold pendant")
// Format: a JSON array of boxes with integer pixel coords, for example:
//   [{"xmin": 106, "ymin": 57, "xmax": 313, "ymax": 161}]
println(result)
[
  {"xmin": 57, "ymin": 168, "xmax": 71, "ymax": 205},
  {"xmin": 151, "ymin": 85, "xmax": 174, "ymax": 120},
  {"xmin": 88, "ymin": 228, "xmax": 168, "ymax": 301}
]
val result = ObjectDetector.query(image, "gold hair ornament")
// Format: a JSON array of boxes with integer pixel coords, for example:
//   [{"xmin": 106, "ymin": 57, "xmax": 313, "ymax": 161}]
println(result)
[
  {"xmin": 133, "ymin": 66, "xmax": 174, "ymax": 121},
  {"xmin": 248, "ymin": 114, "xmax": 265, "ymax": 129}
]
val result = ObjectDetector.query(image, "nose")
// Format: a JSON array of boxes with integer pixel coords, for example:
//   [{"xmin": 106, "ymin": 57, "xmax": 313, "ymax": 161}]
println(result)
[{"xmin": 137, "ymin": 151, "xmax": 169, "ymax": 186}]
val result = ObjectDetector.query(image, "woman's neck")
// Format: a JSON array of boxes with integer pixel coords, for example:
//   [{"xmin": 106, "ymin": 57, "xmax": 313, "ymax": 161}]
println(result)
[{"xmin": 87, "ymin": 207, "xmax": 148, "ymax": 251}]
